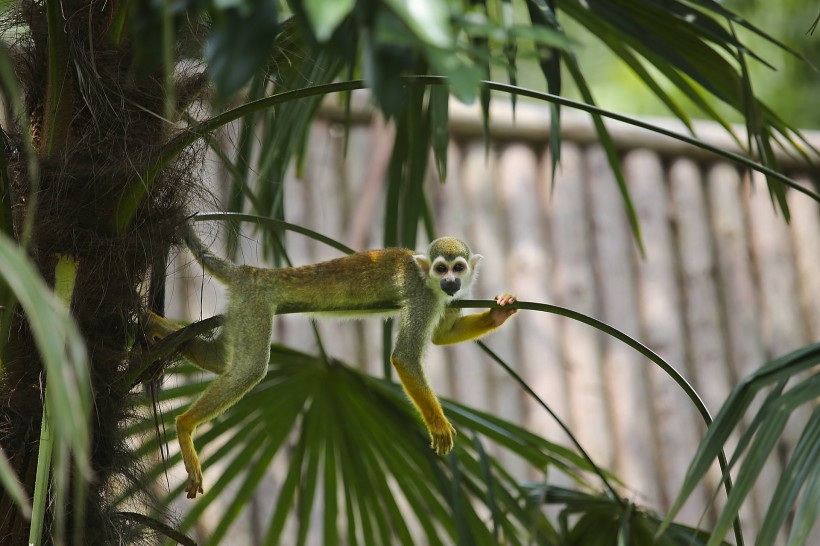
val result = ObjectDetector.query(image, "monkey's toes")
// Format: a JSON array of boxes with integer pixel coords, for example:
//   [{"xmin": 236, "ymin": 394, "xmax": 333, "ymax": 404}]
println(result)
[
  {"xmin": 430, "ymin": 423, "xmax": 457, "ymax": 455},
  {"xmin": 185, "ymin": 469, "xmax": 204, "ymax": 499}
]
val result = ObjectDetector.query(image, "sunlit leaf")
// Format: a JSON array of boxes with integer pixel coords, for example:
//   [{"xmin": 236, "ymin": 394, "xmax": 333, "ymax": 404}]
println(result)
[
  {"xmin": 597, "ymin": 38, "xmax": 694, "ymax": 134},
  {"xmin": 304, "ymin": 0, "xmax": 355, "ymax": 41},
  {"xmin": 383, "ymin": 0, "xmax": 453, "ymax": 48}
]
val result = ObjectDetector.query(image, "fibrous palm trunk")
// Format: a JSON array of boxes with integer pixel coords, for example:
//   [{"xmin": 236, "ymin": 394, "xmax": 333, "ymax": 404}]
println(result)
[{"xmin": 0, "ymin": 2, "xmax": 201, "ymax": 543}]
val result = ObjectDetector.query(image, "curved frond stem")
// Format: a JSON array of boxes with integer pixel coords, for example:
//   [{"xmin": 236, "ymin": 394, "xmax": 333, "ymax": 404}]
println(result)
[
  {"xmin": 112, "ymin": 512, "xmax": 196, "ymax": 546},
  {"xmin": 452, "ymin": 298, "xmax": 742, "ymax": 545},
  {"xmin": 467, "ymin": 78, "xmax": 816, "ymax": 204},
  {"xmin": 192, "ymin": 212, "xmax": 356, "ymax": 255},
  {"xmin": 116, "ymin": 76, "xmax": 817, "ymax": 233},
  {"xmin": 114, "ymin": 81, "xmax": 367, "ymax": 232},
  {"xmin": 474, "ymin": 339, "xmax": 623, "ymax": 503}
]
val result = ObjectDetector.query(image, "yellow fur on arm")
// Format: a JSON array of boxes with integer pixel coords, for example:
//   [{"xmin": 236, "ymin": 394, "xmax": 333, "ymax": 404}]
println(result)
[{"xmin": 431, "ymin": 311, "xmax": 497, "ymax": 345}]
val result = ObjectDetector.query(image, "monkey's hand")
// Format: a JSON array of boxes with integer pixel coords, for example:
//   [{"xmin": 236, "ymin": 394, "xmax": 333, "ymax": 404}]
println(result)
[
  {"xmin": 429, "ymin": 418, "xmax": 457, "ymax": 456},
  {"xmin": 489, "ymin": 293, "xmax": 518, "ymax": 326}
]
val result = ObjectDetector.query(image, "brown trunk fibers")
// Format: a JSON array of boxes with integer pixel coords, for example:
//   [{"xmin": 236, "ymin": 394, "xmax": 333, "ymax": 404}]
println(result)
[{"xmin": 0, "ymin": 2, "xmax": 205, "ymax": 543}]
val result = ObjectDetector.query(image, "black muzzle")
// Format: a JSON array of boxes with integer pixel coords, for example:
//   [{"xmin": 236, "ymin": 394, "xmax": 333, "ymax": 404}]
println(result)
[{"xmin": 440, "ymin": 278, "xmax": 460, "ymax": 296}]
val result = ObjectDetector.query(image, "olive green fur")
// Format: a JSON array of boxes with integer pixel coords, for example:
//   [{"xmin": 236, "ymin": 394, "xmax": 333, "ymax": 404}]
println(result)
[{"xmin": 427, "ymin": 237, "xmax": 473, "ymax": 262}]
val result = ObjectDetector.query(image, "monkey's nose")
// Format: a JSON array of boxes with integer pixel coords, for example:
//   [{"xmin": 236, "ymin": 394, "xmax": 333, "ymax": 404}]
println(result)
[{"xmin": 440, "ymin": 278, "xmax": 460, "ymax": 296}]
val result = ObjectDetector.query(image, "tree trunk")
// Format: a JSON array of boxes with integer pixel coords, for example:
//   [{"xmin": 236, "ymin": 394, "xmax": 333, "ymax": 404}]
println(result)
[{"xmin": 0, "ymin": 2, "xmax": 195, "ymax": 543}]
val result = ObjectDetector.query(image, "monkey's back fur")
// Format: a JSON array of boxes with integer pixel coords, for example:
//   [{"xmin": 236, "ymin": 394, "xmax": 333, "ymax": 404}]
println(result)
[
  {"xmin": 184, "ymin": 224, "xmax": 435, "ymax": 315},
  {"xmin": 260, "ymin": 249, "xmax": 425, "ymax": 314}
]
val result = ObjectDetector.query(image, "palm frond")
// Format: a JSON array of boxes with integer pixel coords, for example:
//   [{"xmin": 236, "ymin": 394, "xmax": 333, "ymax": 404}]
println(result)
[
  {"xmin": 130, "ymin": 346, "xmax": 583, "ymax": 544},
  {"xmin": 659, "ymin": 343, "xmax": 820, "ymax": 545}
]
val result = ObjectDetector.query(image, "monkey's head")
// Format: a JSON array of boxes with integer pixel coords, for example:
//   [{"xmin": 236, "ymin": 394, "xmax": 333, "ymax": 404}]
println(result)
[{"xmin": 414, "ymin": 237, "xmax": 483, "ymax": 299}]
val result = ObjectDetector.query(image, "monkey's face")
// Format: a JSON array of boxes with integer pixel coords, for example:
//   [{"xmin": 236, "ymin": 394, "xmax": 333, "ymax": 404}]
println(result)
[
  {"xmin": 414, "ymin": 237, "xmax": 483, "ymax": 299},
  {"xmin": 427, "ymin": 254, "xmax": 482, "ymax": 299}
]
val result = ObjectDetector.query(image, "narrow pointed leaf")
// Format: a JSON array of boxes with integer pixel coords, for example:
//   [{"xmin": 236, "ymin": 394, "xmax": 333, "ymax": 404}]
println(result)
[
  {"xmin": 265, "ymin": 430, "xmax": 308, "ymax": 545},
  {"xmin": 660, "ymin": 343, "xmax": 820, "ymax": 534},
  {"xmin": 600, "ymin": 39, "xmax": 694, "ymax": 134},
  {"xmin": 786, "ymin": 457, "xmax": 820, "ymax": 546},
  {"xmin": 473, "ymin": 435, "xmax": 501, "ymax": 541},
  {"xmin": 207, "ymin": 431, "xmax": 283, "ymax": 545},
  {"xmin": 526, "ymin": 0, "xmax": 563, "ymax": 176},
  {"xmin": 500, "ymin": 0, "xmax": 517, "ymax": 115},
  {"xmin": 322, "ymin": 418, "xmax": 339, "ymax": 546},
  {"xmin": 429, "ymin": 85, "xmax": 450, "ymax": 183},
  {"xmin": 399, "ymin": 84, "xmax": 429, "ymax": 250},
  {"xmin": 684, "ymin": 0, "xmax": 811, "ymax": 60},
  {"xmin": 757, "ymin": 404, "xmax": 820, "ymax": 546},
  {"xmin": 706, "ymin": 408, "xmax": 789, "ymax": 546},
  {"xmin": 0, "ymin": 235, "xmax": 89, "ymax": 465},
  {"xmin": 562, "ymin": 56, "xmax": 644, "ymax": 254}
]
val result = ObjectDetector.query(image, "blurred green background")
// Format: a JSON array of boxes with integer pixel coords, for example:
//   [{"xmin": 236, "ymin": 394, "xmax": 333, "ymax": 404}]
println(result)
[{"xmin": 508, "ymin": 0, "xmax": 820, "ymax": 128}]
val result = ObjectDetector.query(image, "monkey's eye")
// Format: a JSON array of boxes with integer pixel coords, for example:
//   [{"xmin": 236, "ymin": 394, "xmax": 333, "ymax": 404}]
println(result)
[
  {"xmin": 453, "ymin": 263, "xmax": 465, "ymax": 273},
  {"xmin": 435, "ymin": 264, "xmax": 448, "ymax": 273}
]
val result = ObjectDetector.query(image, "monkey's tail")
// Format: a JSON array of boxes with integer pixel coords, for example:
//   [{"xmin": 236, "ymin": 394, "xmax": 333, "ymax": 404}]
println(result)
[{"xmin": 183, "ymin": 222, "xmax": 237, "ymax": 282}]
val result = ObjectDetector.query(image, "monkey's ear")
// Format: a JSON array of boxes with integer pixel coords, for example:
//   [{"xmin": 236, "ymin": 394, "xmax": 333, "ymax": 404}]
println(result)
[
  {"xmin": 413, "ymin": 254, "xmax": 431, "ymax": 275},
  {"xmin": 470, "ymin": 254, "xmax": 483, "ymax": 270}
]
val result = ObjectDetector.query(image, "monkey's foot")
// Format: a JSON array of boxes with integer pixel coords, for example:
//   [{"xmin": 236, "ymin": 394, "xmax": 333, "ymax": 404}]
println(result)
[
  {"xmin": 430, "ymin": 420, "xmax": 457, "ymax": 455},
  {"xmin": 184, "ymin": 463, "xmax": 204, "ymax": 499},
  {"xmin": 144, "ymin": 311, "xmax": 180, "ymax": 343},
  {"xmin": 179, "ymin": 427, "xmax": 204, "ymax": 499}
]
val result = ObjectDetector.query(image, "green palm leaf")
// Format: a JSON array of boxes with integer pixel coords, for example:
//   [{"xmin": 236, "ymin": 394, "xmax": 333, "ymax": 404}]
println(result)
[
  {"xmin": 659, "ymin": 343, "xmax": 820, "ymax": 543},
  {"xmin": 130, "ymin": 344, "xmax": 604, "ymax": 544}
]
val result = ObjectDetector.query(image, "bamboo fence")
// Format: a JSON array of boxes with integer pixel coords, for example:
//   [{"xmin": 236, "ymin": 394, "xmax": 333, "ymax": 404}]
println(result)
[{"xmin": 166, "ymin": 98, "xmax": 820, "ymax": 545}]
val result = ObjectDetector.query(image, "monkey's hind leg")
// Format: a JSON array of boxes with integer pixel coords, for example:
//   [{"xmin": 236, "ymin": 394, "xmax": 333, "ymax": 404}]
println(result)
[
  {"xmin": 392, "ymin": 356, "xmax": 457, "ymax": 455},
  {"xmin": 392, "ymin": 302, "xmax": 456, "ymax": 455},
  {"xmin": 176, "ymin": 301, "xmax": 274, "ymax": 498}
]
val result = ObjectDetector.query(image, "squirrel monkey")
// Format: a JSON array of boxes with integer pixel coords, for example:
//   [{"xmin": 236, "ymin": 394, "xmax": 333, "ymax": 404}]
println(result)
[{"xmin": 146, "ymin": 224, "xmax": 517, "ymax": 498}]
